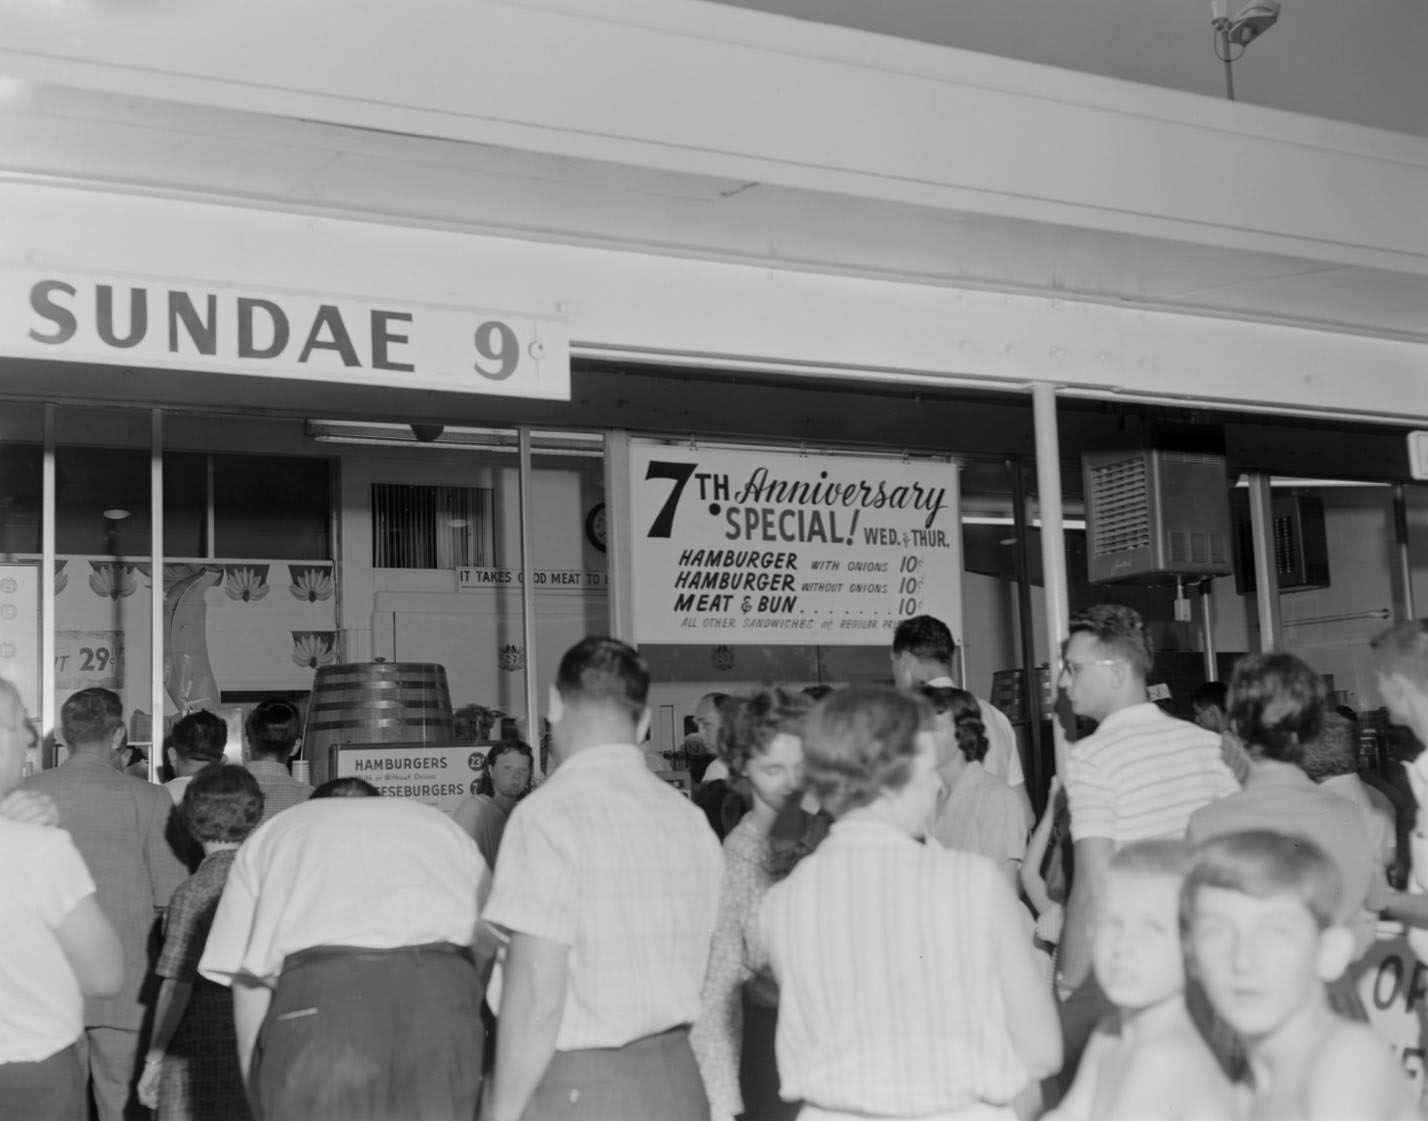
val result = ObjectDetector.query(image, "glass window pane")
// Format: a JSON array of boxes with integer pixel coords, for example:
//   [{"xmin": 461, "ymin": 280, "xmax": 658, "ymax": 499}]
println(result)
[{"xmin": 213, "ymin": 454, "xmax": 330, "ymax": 560}]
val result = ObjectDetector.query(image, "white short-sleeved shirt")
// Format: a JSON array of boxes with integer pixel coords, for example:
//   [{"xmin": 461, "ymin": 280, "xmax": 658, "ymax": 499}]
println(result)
[
  {"xmin": 925, "ymin": 678, "xmax": 1024, "ymax": 790},
  {"xmin": 1067, "ymin": 702, "xmax": 1236, "ymax": 847},
  {"xmin": 0, "ymin": 822, "xmax": 96, "ymax": 1062},
  {"xmin": 483, "ymin": 743, "xmax": 723, "ymax": 1051},
  {"xmin": 760, "ymin": 820, "xmax": 1034, "ymax": 1115},
  {"xmin": 198, "ymin": 798, "xmax": 487, "ymax": 986}
]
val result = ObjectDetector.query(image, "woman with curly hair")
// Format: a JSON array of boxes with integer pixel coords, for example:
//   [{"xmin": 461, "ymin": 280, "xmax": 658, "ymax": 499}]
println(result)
[
  {"xmin": 692, "ymin": 686, "xmax": 814, "ymax": 1121},
  {"xmin": 758, "ymin": 686, "xmax": 1060, "ymax": 1121},
  {"xmin": 138, "ymin": 764, "xmax": 264, "ymax": 1121}
]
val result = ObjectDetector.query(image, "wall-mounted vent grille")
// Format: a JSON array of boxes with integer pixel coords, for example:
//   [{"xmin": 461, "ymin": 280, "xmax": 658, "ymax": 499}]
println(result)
[
  {"xmin": 1087, "ymin": 456, "xmax": 1151, "ymax": 556},
  {"xmin": 372, "ymin": 483, "xmax": 494, "ymax": 570},
  {"xmin": 1232, "ymin": 495, "xmax": 1329, "ymax": 592},
  {"xmin": 1083, "ymin": 447, "xmax": 1233, "ymax": 583}
]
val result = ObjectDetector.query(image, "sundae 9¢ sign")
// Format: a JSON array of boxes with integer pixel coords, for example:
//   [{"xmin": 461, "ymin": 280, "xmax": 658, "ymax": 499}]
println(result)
[
  {"xmin": 2, "ymin": 266, "xmax": 570, "ymax": 401},
  {"xmin": 628, "ymin": 443, "xmax": 962, "ymax": 645}
]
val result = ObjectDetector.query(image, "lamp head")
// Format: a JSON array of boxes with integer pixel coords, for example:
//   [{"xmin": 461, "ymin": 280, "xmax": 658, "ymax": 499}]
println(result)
[{"xmin": 1229, "ymin": 1, "xmax": 1280, "ymax": 45}]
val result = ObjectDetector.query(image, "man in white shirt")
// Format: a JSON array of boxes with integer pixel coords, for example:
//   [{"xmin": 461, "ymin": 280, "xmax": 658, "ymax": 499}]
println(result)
[
  {"xmin": 198, "ymin": 796, "xmax": 490, "ymax": 1121},
  {"xmin": 1054, "ymin": 604, "xmax": 1236, "ymax": 1097},
  {"xmin": 480, "ymin": 636, "xmax": 723, "ymax": 1121},
  {"xmin": 890, "ymin": 614, "xmax": 1033, "ymax": 827}
]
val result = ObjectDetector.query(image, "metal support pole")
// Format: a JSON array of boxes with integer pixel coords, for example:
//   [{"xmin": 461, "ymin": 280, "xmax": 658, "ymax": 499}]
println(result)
[
  {"xmin": 1031, "ymin": 384, "xmax": 1070, "ymax": 775},
  {"xmin": 1009, "ymin": 459, "xmax": 1044, "ymax": 793},
  {"xmin": 517, "ymin": 427, "xmax": 542, "ymax": 775},
  {"xmin": 602, "ymin": 430, "xmax": 636, "ymax": 643},
  {"xmin": 41, "ymin": 405, "xmax": 56, "ymax": 755},
  {"xmin": 150, "ymin": 410, "xmax": 165, "ymax": 783},
  {"xmin": 1246, "ymin": 473, "xmax": 1282, "ymax": 651},
  {"xmin": 1392, "ymin": 484, "xmax": 1416, "ymax": 620},
  {"xmin": 1200, "ymin": 581, "xmax": 1219, "ymax": 681}
]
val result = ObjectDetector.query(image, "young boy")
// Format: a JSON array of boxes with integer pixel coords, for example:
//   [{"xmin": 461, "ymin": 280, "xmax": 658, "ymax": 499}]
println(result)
[
  {"xmin": 1048, "ymin": 840, "xmax": 1236, "ymax": 1121},
  {"xmin": 1184, "ymin": 830, "xmax": 1418, "ymax": 1121}
]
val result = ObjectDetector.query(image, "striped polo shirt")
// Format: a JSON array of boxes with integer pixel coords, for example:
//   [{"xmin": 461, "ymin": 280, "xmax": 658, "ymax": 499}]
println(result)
[
  {"xmin": 1066, "ymin": 702, "xmax": 1237, "ymax": 846},
  {"xmin": 759, "ymin": 820, "xmax": 1037, "ymax": 1115}
]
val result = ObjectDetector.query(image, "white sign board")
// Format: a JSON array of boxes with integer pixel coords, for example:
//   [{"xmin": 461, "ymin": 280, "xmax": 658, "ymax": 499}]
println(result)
[
  {"xmin": 1353, "ymin": 922, "xmax": 1428, "ymax": 1103},
  {"xmin": 628, "ymin": 443, "xmax": 961, "ymax": 645},
  {"xmin": 1410, "ymin": 432, "xmax": 1428, "ymax": 481},
  {"xmin": 334, "ymin": 745, "xmax": 488, "ymax": 814},
  {"xmin": 1, "ymin": 266, "xmax": 570, "ymax": 400}
]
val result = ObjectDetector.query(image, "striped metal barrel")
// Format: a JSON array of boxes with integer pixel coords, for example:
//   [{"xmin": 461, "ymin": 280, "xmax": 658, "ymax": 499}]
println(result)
[{"xmin": 302, "ymin": 662, "xmax": 454, "ymax": 787}]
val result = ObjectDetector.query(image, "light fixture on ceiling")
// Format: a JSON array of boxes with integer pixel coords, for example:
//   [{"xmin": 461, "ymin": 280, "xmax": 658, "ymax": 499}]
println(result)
[
  {"xmin": 102, "ymin": 508, "xmax": 132, "ymax": 521},
  {"xmin": 305, "ymin": 421, "xmax": 606, "ymax": 457},
  {"xmin": 1211, "ymin": 0, "xmax": 1281, "ymax": 100}
]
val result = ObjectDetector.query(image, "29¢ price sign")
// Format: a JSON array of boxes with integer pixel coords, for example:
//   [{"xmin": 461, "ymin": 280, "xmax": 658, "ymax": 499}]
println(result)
[{"xmin": 56, "ymin": 630, "xmax": 124, "ymax": 689}]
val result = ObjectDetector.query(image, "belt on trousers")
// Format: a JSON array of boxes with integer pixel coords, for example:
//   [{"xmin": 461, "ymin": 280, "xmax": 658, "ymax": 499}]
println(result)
[{"xmin": 283, "ymin": 941, "xmax": 472, "ymax": 971}]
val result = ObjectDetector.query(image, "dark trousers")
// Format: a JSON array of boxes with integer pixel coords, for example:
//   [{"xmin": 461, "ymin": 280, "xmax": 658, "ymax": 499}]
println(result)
[
  {"xmin": 1049, "ymin": 972, "xmax": 1115, "ymax": 1105},
  {"xmin": 250, "ymin": 943, "xmax": 484, "ymax": 1121},
  {"xmin": 0, "ymin": 1043, "xmax": 86, "ymax": 1121},
  {"xmin": 741, "ymin": 998, "xmax": 799, "ymax": 1121},
  {"xmin": 525, "ymin": 1027, "xmax": 708, "ymax": 1121}
]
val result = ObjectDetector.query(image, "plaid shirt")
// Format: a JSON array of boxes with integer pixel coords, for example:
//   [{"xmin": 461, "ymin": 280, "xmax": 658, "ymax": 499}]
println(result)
[
  {"xmin": 484, "ymin": 744, "xmax": 723, "ymax": 1051},
  {"xmin": 245, "ymin": 759, "xmax": 310, "ymax": 823}
]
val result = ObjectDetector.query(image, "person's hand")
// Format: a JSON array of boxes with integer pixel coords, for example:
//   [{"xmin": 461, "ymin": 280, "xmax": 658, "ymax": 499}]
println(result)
[
  {"xmin": 137, "ymin": 1057, "xmax": 163, "ymax": 1109},
  {"xmin": 0, "ymin": 790, "xmax": 58, "ymax": 827}
]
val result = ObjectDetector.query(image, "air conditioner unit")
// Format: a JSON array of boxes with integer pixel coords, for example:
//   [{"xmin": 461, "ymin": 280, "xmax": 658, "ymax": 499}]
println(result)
[
  {"xmin": 1083, "ymin": 448, "xmax": 1234, "ymax": 584},
  {"xmin": 1231, "ymin": 493, "xmax": 1330, "ymax": 593}
]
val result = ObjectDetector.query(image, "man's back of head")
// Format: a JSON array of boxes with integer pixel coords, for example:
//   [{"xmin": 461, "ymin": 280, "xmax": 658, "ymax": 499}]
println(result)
[
  {"xmin": 61, "ymin": 687, "xmax": 126, "ymax": 757},
  {"xmin": 245, "ymin": 699, "xmax": 301, "ymax": 762},
  {"xmin": 170, "ymin": 709, "xmax": 229, "ymax": 771},
  {"xmin": 890, "ymin": 614, "xmax": 956, "ymax": 688},
  {"xmin": 551, "ymin": 636, "xmax": 650, "ymax": 756},
  {"xmin": 1062, "ymin": 604, "xmax": 1154, "ymax": 724}
]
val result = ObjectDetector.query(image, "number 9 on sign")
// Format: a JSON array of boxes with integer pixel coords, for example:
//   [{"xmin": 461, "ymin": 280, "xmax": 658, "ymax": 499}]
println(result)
[{"xmin": 473, "ymin": 320, "xmax": 520, "ymax": 381}]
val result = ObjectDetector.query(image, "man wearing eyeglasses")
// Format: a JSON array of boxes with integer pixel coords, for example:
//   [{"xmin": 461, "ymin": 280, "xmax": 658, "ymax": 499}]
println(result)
[{"xmin": 1052, "ymin": 605, "xmax": 1237, "ymax": 1097}]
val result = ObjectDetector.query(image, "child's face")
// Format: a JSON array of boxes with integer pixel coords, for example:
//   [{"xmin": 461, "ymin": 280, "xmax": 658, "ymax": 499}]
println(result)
[
  {"xmin": 1188, "ymin": 885, "xmax": 1329, "ymax": 1039},
  {"xmin": 1093, "ymin": 870, "xmax": 1185, "ymax": 1011}
]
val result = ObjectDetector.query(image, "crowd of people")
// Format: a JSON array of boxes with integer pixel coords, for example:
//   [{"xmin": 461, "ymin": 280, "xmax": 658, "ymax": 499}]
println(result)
[{"xmin": 3, "ymin": 610, "xmax": 1428, "ymax": 1121}]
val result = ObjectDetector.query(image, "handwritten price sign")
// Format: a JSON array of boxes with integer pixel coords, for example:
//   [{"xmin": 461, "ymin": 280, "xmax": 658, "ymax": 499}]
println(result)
[{"xmin": 628, "ymin": 443, "xmax": 963, "ymax": 645}]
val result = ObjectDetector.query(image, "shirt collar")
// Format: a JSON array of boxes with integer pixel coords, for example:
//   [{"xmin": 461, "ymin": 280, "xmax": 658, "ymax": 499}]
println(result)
[
  {"xmin": 548, "ymin": 743, "xmax": 643, "ymax": 779},
  {"xmin": 937, "ymin": 756, "xmax": 983, "ymax": 793},
  {"xmin": 1089, "ymin": 701, "xmax": 1166, "ymax": 734},
  {"xmin": 246, "ymin": 759, "xmax": 295, "ymax": 777},
  {"xmin": 63, "ymin": 751, "xmax": 121, "ymax": 771},
  {"xmin": 1244, "ymin": 759, "xmax": 1315, "ymax": 789},
  {"xmin": 825, "ymin": 817, "xmax": 919, "ymax": 848}
]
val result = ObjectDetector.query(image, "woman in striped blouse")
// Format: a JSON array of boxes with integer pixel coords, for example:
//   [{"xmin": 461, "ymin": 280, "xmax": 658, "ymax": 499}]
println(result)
[{"xmin": 759, "ymin": 686, "xmax": 1062, "ymax": 1121}]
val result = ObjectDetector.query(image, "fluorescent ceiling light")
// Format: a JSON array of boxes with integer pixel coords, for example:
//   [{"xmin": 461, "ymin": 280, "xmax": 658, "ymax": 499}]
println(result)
[{"xmin": 306, "ymin": 421, "xmax": 604, "ymax": 456}]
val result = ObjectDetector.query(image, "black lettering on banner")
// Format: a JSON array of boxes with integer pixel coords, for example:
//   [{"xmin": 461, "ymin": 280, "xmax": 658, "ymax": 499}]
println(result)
[
  {"xmin": 298, "ymin": 305, "xmax": 361, "ymax": 367},
  {"xmin": 29, "ymin": 280, "xmax": 78, "ymax": 344},
  {"xmin": 97, "ymin": 285, "xmax": 147, "ymax": 348},
  {"xmin": 472, "ymin": 320, "xmax": 518, "ymax": 380},
  {"xmin": 237, "ymin": 298, "xmax": 290, "ymax": 359},
  {"xmin": 1402, "ymin": 1047, "xmax": 1425, "ymax": 1083},
  {"xmin": 168, "ymin": 291, "xmax": 218, "ymax": 355},
  {"xmin": 1375, "ymin": 954, "xmax": 1404, "ymax": 1010},
  {"xmin": 1408, "ymin": 960, "xmax": 1428, "ymax": 1010},
  {"xmin": 645, "ymin": 461, "xmax": 697, "ymax": 539},
  {"xmin": 371, "ymin": 311, "xmax": 415, "ymax": 372}
]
